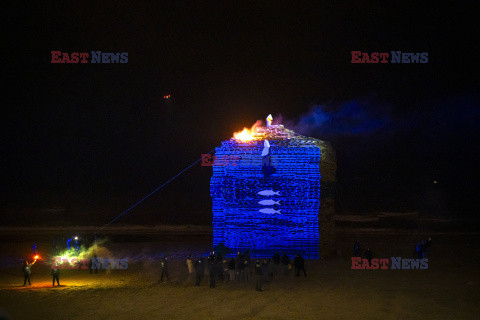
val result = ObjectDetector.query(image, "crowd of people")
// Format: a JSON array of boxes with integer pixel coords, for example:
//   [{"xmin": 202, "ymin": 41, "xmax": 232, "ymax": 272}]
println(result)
[
  {"xmin": 179, "ymin": 251, "xmax": 307, "ymax": 291},
  {"xmin": 21, "ymin": 238, "xmax": 433, "ymax": 288}
]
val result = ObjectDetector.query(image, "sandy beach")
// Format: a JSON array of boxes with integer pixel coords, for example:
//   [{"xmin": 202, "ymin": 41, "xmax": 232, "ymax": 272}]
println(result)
[{"xmin": 0, "ymin": 228, "xmax": 478, "ymax": 319}]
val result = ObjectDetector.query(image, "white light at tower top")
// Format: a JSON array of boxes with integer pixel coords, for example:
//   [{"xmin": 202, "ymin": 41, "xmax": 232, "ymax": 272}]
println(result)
[{"xmin": 267, "ymin": 114, "xmax": 273, "ymax": 127}]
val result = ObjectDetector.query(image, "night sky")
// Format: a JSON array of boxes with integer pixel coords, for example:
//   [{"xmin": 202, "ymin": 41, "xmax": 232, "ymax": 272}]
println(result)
[{"xmin": 4, "ymin": 2, "xmax": 479, "ymax": 226}]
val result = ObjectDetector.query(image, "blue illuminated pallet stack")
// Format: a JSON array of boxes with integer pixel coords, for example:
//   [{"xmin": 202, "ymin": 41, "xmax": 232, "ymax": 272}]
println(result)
[{"xmin": 211, "ymin": 136, "xmax": 321, "ymax": 259}]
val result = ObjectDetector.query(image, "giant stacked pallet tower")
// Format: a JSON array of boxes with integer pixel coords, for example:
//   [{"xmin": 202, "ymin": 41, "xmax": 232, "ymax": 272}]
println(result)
[{"xmin": 211, "ymin": 123, "xmax": 336, "ymax": 259}]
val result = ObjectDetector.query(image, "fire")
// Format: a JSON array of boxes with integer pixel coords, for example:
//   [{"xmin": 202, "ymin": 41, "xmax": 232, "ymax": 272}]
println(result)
[
  {"xmin": 233, "ymin": 120, "xmax": 263, "ymax": 142},
  {"xmin": 233, "ymin": 128, "xmax": 254, "ymax": 142}
]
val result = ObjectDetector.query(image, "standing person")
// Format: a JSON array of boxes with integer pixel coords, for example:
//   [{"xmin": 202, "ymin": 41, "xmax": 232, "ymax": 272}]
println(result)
[
  {"xmin": 235, "ymin": 251, "xmax": 242, "ymax": 280},
  {"xmin": 209, "ymin": 258, "xmax": 217, "ymax": 288},
  {"xmin": 51, "ymin": 267, "xmax": 60, "ymax": 286},
  {"xmin": 293, "ymin": 254, "xmax": 300, "ymax": 277},
  {"xmin": 207, "ymin": 252, "xmax": 215, "ymax": 264},
  {"xmin": 206, "ymin": 252, "xmax": 215, "ymax": 281},
  {"xmin": 254, "ymin": 260, "xmax": 263, "ymax": 291},
  {"xmin": 415, "ymin": 241, "xmax": 423, "ymax": 259},
  {"xmin": 299, "ymin": 255, "xmax": 307, "ymax": 277},
  {"xmin": 186, "ymin": 255, "xmax": 195, "ymax": 282},
  {"xmin": 293, "ymin": 254, "xmax": 306, "ymax": 277},
  {"xmin": 354, "ymin": 241, "xmax": 361, "ymax": 257},
  {"xmin": 273, "ymin": 253, "xmax": 281, "ymax": 278},
  {"xmin": 236, "ymin": 251, "xmax": 242, "ymax": 262},
  {"xmin": 365, "ymin": 248, "xmax": 373, "ymax": 266},
  {"xmin": 420, "ymin": 240, "xmax": 426, "ymax": 258},
  {"xmin": 228, "ymin": 258, "xmax": 236, "ymax": 282},
  {"xmin": 281, "ymin": 253, "xmax": 290, "ymax": 275},
  {"xmin": 22, "ymin": 259, "xmax": 35, "ymax": 286},
  {"xmin": 160, "ymin": 257, "xmax": 169, "ymax": 282},
  {"xmin": 237, "ymin": 254, "xmax": 245, "ymax": 281},
  {"xmin": 195, "ymin": 258, "xmax": 204, "ymax": 286}
]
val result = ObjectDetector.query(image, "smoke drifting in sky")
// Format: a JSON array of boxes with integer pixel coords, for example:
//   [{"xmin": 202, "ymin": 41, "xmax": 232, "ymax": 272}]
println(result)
[
  {"xmin": 272, "ymin": 95, "xmax": 479, "ymax": 216},
  {"xmin": 283, "ymin": 101, "xmax": 391, "ymax": 137}
]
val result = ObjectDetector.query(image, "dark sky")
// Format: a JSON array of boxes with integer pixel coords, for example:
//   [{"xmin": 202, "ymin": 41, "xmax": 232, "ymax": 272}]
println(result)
[{"xmin": 3, "ymin": 2, "xmax": 479, "ymax": 225}]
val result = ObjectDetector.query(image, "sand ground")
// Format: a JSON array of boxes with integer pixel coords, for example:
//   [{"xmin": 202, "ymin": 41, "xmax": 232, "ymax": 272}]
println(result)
[{"xmin": 0, "ymin": 230, "xmax": 479, "ymax": 319}]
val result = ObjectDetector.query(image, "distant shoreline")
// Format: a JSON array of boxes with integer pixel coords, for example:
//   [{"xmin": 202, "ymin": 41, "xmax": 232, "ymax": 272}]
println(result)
[
  {"xmin": 0, "ymin": 225, "xmax": 478, "ymax": 236},
  {"xmin": 0, "ymin": 225, "xmax": 213, "ymax": 235}
]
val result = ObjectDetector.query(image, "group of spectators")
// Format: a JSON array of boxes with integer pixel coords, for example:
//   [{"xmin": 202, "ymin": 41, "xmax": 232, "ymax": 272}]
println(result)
[{"xmin": 182, "ymin": 251, "xmax": 307, "ymax": 290}]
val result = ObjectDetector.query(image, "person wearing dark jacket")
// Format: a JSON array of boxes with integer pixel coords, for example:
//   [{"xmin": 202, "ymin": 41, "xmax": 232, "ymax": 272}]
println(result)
[
  {"xmin": 273, "ymin": 253, "xmax": 281, "ymax": 265},
  {"xmin": 160, "ymin": 257, "xmax": 169, "ymax": 282},
  {"xmin": 22, "ymin": 260, "xmax": 35, "ymax": 286},
  {"xmin": 354, "ymin": 241, "xmax": 361, "ymax": 257},
  {"xmin": 365, "ymin": 248, "xmax": 373, "ymax": 266},
  {"xmin": 207, "ymin": 252, "xmax": 215, "ymax": 264},
  {"xmin": 254, "ymin": 260, "xmax": 263, "ymax": 291},
  {"xmin": 237, "ymin": 255, "xmax": 245, "ymax": 280},
  {"xmin": 281, "ymin": 254, "xmax": 290, "ymax": 275},
  {"xmin": 195, "ymin": 258, "xmax": 204, "ymax": 286},
  {"xmin": 228, "ymin": 258, "xmax": 236, "ymax": 281},
  {"xmin": 420, "ymin": 240, "xmax": 426, "ymax": 258},
  {"xmin": 51, "ymin": 267, "xmax": 60, "ymax": 286},
  {"xmin": 209, "ymin": 258, "xmax": 217, "ymax": 288},
  {"xmin": 273, "ymin": 253, "xmax": 281, "ymax": 278},
  {"xmin": 293, "ymin": 254, "xmax": 306, "ymax": 277}
]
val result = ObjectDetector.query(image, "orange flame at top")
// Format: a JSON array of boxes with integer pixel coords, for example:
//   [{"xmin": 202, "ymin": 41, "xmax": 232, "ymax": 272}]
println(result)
[
  {"xmin": 233, "ymin": 120, "xmax": 262, "ymax": 142},
  {"xmin": 233, "ymin": 128, "xmax": 254, "ymax": 142}
]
